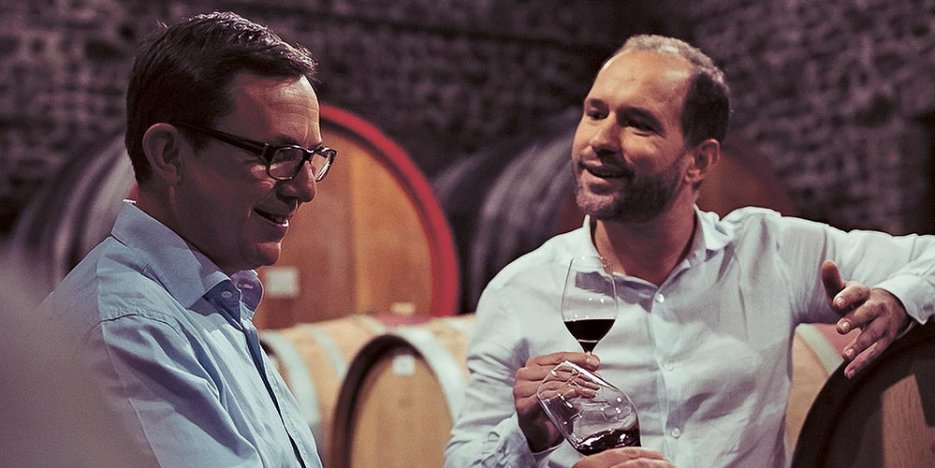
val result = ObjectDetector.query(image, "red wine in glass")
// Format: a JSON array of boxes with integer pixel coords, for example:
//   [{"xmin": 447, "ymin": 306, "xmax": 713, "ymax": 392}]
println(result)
[
  {"xmin": 564, "ymin": 319, "xmax": 615, "ymax": 353},
  {"xmin": 561, "ymin": 256, "xmax": 618, "ymax": 353},
  {"xmin": 576, "ymin": 425, "xmax": 642, "ymax": 454}
]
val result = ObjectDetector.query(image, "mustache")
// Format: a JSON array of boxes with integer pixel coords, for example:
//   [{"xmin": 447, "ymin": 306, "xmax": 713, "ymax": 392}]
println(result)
[{"xmin": 575, "ymin": 160, "xmax": 634, "ymax": 179}]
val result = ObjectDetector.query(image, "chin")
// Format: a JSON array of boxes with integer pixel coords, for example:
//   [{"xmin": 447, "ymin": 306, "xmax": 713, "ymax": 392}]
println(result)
[
  {"xmin": 247, "ymin": 244, "xmax": 283, "ymax": 269},
  {"xmin": 576, "ymin": 191, "xmax": 619, "ymax": 217}
]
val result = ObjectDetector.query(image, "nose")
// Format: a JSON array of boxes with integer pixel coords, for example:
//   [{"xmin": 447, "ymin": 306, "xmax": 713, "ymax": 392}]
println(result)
[
  {"xmin": 589, "ymin": 119, "xmax": 621, "ymax": 157},
  {"xmin": 277, "ymin": 162, "xmax": 316, "ymax": 203}
]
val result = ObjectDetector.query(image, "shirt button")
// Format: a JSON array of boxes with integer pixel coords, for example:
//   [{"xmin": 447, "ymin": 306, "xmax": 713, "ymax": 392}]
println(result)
[
  {"xmin": 655, "ymin": 293, "xmax": 665, "ymax": 303},
  {"xmin": 671, "ymin": 427, "xmax": 681, "ymax": 438},
  {"xmin": 221, "ymin": 290, "xmax": 234, "ymax": 299},
  {"xmin": 663, "ymin": 361, "xmax": 674, "ymax": 371}
]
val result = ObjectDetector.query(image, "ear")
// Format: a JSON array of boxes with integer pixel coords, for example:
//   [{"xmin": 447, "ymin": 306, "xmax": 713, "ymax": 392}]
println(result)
[
  {"xmin": 141, "ymin": 123, "xmax": 184, "ymax": 186},
  {"xmin": 685, "ymin": 138, "xmax": 720, "ymax": 186}
]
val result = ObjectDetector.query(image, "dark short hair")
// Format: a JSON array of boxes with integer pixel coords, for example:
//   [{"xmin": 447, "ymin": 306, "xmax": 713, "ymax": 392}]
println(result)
[
  {"xmin": 125, "ymin": 11, "xmax": 318, "ymax": 183},
  {"xmin": 614, "ymin": 35, "xmax": 731, "ymax": 147}
]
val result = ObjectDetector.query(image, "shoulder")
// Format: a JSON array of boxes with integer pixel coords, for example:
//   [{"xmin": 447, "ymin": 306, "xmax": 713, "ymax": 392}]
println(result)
[
  {"xmin": 715, "ymin": 206, "xmax": 783, "ymax": 227},
  {"xmin": 702, "ymin": 206, "xmax": 794, "ymax": 242},
  {"xmin": 700, "ymin": 206, "xmax": 841, "ymax": 259},
  {"xmin": 44, "ymin": 240, "xmax": 184, "ymax": 336},
  {"xmin": 718, "ymin": 206, "xmax": 839, "ymax": 237}
]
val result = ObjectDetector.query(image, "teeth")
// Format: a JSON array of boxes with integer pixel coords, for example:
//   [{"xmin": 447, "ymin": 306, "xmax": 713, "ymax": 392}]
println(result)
[{"xmin": 258, "ymin": 210, "xmax": 289, "ymax": 226}]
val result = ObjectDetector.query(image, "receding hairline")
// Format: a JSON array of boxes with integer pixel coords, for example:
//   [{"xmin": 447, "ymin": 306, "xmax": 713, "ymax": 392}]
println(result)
[
  {"xmin": 594, "ymin": 49, "xmax": 695, "ymax": 108},
  {"xmin": 600, "ymin": 48, "xmax": 694, "ymax": 78}
]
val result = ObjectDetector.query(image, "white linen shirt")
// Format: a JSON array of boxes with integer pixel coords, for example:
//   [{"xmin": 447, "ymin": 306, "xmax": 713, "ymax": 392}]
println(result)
[{"xmin": 445, "ymin": 207, "xmax": 935, "ymax": 468}]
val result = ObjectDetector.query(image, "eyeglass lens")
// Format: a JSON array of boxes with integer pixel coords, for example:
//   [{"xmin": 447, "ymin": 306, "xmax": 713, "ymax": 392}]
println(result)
[{"xmin": 268, "ymin": 148, "xmax": 331, "ymax": 180}]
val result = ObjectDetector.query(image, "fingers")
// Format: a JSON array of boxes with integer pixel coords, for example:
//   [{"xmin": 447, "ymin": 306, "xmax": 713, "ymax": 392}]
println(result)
[
  {"xmin": 843, "ymin": 341, "xmax": 883, "ymax": 379},
  {"xmin": 837, "ymin": 289, "xmax": 911, "ymax": 379},
  {"xmin": 513, "ymin": 351, "xmax": 601, "ymax": 452},
  {"xmin": 573, "ymin": 447, "xmax": 674, "ymax": 468},
  {"xmin": 819, "ymin": 262, "xmax": 912, "ymax": 379},
  {"xmin": 820, "ymin": 260, "xmax": 846, "ymax": 298},
  {"xmin": 531, "ymin": 351, "xmax": 600, "ymax": 370},
  {"xmin": 833, "ymin": 283, "xmax": 872, "ymax": 333},
  {"xmin": 515, "ymin": 352, "xmax": 599, "ymax": 400},
  {"xmin": 821, "ymin": 260, "xmax": 873, "ymax": 333}
]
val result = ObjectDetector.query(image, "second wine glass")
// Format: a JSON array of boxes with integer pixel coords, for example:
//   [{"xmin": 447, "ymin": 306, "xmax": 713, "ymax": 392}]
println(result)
[{"xmin": 561, "ymin": 256, "xmax": 618, "ymax": 353}]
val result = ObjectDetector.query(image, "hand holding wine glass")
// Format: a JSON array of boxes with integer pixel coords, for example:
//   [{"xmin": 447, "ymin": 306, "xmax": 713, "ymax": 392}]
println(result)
[
  {"xmin": 537, "ymin": 361, "xmax": 641, "ymax": 454},
  {"xmin": 513, "ymin": 352, "xmax": 600, "ymax": 452}
]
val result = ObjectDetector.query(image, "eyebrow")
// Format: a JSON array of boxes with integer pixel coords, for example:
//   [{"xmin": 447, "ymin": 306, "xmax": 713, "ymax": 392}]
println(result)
[
  {"xmin": 618, "ymin": 106, "xmax": 664, "ymax": 130},
  {"xmin": 586, "ymin": 97, "xmax": 666, "ymax": 132},
  {"xmin": 267, "ymin": 134, "xmax": 321, "ymax": 148}
]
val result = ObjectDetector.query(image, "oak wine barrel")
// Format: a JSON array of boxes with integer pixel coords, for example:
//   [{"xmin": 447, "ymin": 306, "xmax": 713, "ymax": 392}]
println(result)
[
  {"xmin": 786, "ymin": 324, "xmax": 846, "ymax": 451},
  {"xmin": 254, "ymin": 105, "xmax": 459, "ymax": 328},
  {"xmin": 330, "ymin": 315, "xmax": 476, "ymax": 468},
  {"xmin": 6, "ymin": 136, "xmax": 134, "ymax": 298},
  {"xmin": 259, "ymin": 314, "xmax": 395, "ymax": 467},
  {"xmin": 434, "ymin": 108, "xmax": 580, "ymax": 313},
  {"xmin": 792, "ymin": 321, "xmax": 935, "ymax": 468}
]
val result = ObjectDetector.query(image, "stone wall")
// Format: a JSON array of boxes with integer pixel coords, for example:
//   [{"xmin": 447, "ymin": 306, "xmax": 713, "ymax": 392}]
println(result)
[
  {"xmin": 686, "ymin": 0, "xmax": 935, "ymax": 233},
  {"xmin": 0, "ymin": 0, "xmax": 652, "ymax": 232},
  {"xmin": 1, "ymin": 0, "xmax": 932, "ymax": 236}
]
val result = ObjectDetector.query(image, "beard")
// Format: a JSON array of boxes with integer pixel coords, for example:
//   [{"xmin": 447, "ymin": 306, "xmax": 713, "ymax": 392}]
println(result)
[{"xmin": 574, "ymin": 153, "xmax": 686, "ymax": 223}]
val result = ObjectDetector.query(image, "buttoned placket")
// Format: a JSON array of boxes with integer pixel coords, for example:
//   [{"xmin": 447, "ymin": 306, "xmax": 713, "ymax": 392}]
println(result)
[
  {"xmin": 210, "ymin": 283, "xmax": 309, "ymax": 467},
  {"xmin": 653, "ymin": 257, "xmax": 699, "ymax": 458}
]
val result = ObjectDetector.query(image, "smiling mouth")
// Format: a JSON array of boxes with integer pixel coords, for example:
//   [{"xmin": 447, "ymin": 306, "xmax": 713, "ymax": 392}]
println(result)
[
  {"xmin": 585, "ymin": 165, "xmax": 629, "ymax": 179},
  {"xmin": 256, "ymin": 209, "xmax": 290, "ymax": 227}
]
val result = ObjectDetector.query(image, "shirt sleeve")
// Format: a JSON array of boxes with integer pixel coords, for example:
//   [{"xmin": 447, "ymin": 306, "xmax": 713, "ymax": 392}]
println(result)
[
  {"xmin": 83, "ymin": 314, "xmax": 264, "ymax": 468},
  {"xmin": 445, "ymin": 286, "xmax": 546, "ymax": 468},
  {"xmin": 775, "ymin": 215, "xmax": 935, "ymax": 325}
]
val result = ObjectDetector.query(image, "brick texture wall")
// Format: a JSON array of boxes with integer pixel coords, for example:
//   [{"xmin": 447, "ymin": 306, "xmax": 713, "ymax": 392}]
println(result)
[
  {"xmin": 1, "ymin": 0, "xmax": 933, "ymax": 236},
  {"xmin": 0, "ymin": 0, "xmax": 649, "ymax": 232},
  {"xmin": 686, "ymin": 0, "xmax": 935, "ymax": 233}
]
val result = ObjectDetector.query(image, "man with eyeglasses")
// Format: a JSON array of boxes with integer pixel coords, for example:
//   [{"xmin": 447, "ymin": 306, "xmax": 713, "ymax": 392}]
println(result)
[{"xmin": 36, "ymin": 12, "xmax": 329, "ymax": 467}]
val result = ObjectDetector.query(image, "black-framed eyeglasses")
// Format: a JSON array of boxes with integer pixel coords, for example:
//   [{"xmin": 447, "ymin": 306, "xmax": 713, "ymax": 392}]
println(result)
[{"xmin": 171, "ymin": 122, "xmax": 336, "ymax": 181}]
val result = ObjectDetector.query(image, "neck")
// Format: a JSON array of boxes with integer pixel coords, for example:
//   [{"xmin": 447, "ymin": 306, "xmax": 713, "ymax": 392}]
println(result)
[
  {"xmin": 135, "ymin": 188, "xmax": 173, "ymax": 231},
  {"xmin": 592, "ymin": 202, "xmax": 697, "ymax": 286}
]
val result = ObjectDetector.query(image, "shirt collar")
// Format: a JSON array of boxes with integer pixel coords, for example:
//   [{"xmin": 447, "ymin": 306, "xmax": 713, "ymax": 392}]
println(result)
[
  {"xmin": 695, "ymin": 206, "xmax": 732, "ymax": 253},
  {"xmin": 231, "ymin": 270, "xmax": 263, "ymax": 312},
  {"xmin": 110, "ymin": 201, "xmax": 260, "ymax": 311},
  {"xmin": 577, "ymin": 206, "xmax": 733, "ymax": 263}
]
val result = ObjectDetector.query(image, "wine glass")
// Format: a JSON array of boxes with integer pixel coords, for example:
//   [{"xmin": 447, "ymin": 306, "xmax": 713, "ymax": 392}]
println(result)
[
  {"xmin": 536, "ymin": 361, "xmax": 641, "ymax": 454},
  {"xmin": 561, "ymin": 256, "xmax": 617, "ymax": 353},
  {"xmin": 536, "ymin": 256, "xmax": 641, "ymax": 455}
]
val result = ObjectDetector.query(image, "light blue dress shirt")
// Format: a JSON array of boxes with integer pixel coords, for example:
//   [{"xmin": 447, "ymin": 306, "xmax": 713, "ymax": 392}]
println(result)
[
  {"xmin": 445, "ymin": 207, "xmax": 935, "ymax": 468},
  {"xmin": 39, "ymin": 202, "xmax": 322, "ymax": 467}
]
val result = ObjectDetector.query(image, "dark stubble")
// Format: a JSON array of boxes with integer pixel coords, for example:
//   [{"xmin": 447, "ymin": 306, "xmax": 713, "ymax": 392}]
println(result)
[{"xmin": 574, "ymin": 153, "xmax": 687, "ymax": 223}]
